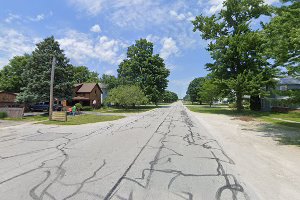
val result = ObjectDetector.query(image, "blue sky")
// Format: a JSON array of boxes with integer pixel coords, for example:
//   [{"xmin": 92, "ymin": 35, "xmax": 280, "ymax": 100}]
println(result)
[{"xmin": 0, "ymin": 0, "xmax": 279, "ymax": 98}]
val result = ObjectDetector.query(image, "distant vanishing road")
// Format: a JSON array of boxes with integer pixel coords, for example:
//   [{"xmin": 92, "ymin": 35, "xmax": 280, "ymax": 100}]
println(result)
[{"xmin": 0, "ymin": 102, "xmax": 254, "ymax": 200}]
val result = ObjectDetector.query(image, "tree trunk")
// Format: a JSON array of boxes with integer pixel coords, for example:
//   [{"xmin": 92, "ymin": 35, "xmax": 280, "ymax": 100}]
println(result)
[
  {"xmin": 250, "ymin": 95, "xmax": 261, "ymax": 111},
  {"xmin": 236, "ymin": 92, "xmax": 243, "ymax": 111}
]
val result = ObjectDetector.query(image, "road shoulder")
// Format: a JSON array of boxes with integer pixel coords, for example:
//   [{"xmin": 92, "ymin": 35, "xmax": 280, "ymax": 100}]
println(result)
[{"xmin": 190, "ymin": 110, "xmax": 300, "ymax": 200}]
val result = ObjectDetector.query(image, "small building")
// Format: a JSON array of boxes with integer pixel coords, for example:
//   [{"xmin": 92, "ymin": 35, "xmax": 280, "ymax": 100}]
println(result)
[
  {"xmin": 0, "ymin": 91, "xmax": 18, "ymax": 107},
  {"xmin": 99, "ymin": 83, "xmax": 108, "ymax": 104},
  {"xmin": 261, "ymin": 77, "xmax": 300, "ymax": 110},
  {"xmin": 72, "ymin": 83, "xmax": 103, "ymax": 107}
]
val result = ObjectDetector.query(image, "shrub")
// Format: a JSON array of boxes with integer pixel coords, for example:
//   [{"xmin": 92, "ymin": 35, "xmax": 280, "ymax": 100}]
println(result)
[
  {"xmin": 82, "ymin": 106, "xmax": 93, "ymax": 111},
  {"xmin": 228, "ymin": 103, "xmax": 237, "ymax": 109},
  {"xmin": 105, "ymin": 85, "xmax": 148, "ymax": 108},
  {"xmin": 0, "ymin": 112, "xmax": 8, "ymax": 118},
  {"xmin": 75, "ymin": 103, "xmax": 83, "ymax": 111}
]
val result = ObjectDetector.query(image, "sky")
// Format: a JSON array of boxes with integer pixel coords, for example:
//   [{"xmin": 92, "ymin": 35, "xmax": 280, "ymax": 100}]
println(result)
[{"xmin": 0, "ymin": 0, "xmax": 280, "ymax": 98}]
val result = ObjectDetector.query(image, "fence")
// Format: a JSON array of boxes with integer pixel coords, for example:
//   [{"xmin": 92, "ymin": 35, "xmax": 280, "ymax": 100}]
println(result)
[{"xmin": 0, "ymin": 107, "xmax": 24, "ymax": 118}]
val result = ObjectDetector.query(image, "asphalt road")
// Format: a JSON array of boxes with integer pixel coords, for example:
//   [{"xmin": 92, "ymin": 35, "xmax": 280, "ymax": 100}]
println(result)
[{"xmin": 0, "ymin": 102, "xmax": 253, "ymax": 200}]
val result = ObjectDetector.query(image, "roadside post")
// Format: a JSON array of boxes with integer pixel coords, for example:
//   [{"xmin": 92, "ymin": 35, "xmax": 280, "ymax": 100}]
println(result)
[{"xmin": 49, "ymin": 56, "xmax": 56, "ymax": 120}]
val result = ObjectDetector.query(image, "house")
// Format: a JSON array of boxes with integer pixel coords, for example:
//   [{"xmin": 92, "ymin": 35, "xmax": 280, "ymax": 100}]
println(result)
[
  {"xmin": 0, "ymin": 91, "xmax": 18, "ymax": 107},
  {"xmin": 99, "ymin": 83, "xmax": 108, "ymax": 103},
  {"xmin": 276, "ymin": 77, "xmax": 300, "ymax": 91},
  {"xmin": 72, "ymin": 83, "xmax": 103, "ymax": 107},
  {"xmin": 261, "ymin": 77, "xmax": 300, "ymax": 110}
]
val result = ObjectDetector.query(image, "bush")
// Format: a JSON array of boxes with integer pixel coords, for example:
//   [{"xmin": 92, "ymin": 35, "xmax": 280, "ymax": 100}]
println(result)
[
  {"xmin": 228, "ymin": 103, "xmax": 237, "ymax": 109},
  {"xmin": 75, "ymin": 103, "xmax": 83, "ymax": 111},
  {"xmin": 106, "ymin": 85, "xmax": 148, "ymax": 108},
  {"xmin": 82, "ymin": 106, "xmax": 93, "ymax": 111},
  {"xmin": 0, "ymin": 112, "xmax": 8, "ymax": 118}
]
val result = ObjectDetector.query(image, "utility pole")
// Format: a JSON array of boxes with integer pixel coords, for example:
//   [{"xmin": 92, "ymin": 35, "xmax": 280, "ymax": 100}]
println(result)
[{"xmin": 49, "ymin": 56, "xmax": 56, "ymax": 120}]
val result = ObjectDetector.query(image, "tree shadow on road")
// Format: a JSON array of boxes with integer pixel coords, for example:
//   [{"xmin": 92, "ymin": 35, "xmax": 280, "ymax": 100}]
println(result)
[{"xmin": 242, "ymin": 122, "xmax": 300, "ymax": 146}]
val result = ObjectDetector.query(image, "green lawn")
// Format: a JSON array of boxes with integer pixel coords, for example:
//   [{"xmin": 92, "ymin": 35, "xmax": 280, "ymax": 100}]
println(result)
[
  {"xmin": 39, "ymin": 114, "xmax": 124, "ymax": 125},
  {"xmin": 92, "ymin": 105, "xmax": 162, "ymax": 113},
  {"xmin": 187, "ymin": 105, "xmax": 300, "ymax": 129}
]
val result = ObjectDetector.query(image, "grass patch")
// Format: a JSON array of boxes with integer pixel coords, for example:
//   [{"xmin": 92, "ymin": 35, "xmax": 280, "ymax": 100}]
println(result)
[
  {"xmin": 187, "ymin": 105, "xmax": 300, "ymax": 129},
  {"xmin": 39, "ymin": 114, "xmax": 124, "ymax": 125}
]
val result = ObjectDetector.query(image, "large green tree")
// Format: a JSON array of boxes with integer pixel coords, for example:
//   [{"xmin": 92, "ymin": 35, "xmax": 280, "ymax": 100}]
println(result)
[
  {"xmin": 71, "ymin": 65, "xmax": 100, "ymax": 83},
  {"xmin": 193, "ymin": 0, "xmax": 278, "ymax": 110},
  {"xmin": 0, "ymin": 55, "xmax": 30, "ymax": 92},
  {"xmin": 105, "ymin": 85, "xmax": 148, "ymax": 108},
  {"xmin": 99, "ymin": 74, "xmax": 120, "ymax": 89},
  {"xmin": 198, "ymin": 79, "xmax": 221, "ymax": 107},
  {"xmin": 186, "ymin": 77, "xmax": 205, "ymax": 104},
  {"xmin": 162, "ymin": 90, "xmax": 178, "ymax": 103},
  {"xmin": 263, "ymin": 0, "xmax": 300, "ymax": 76},
  {"xmin": 118, "ymin": 39, "xmax": 170, "ymax": 105},
  {"xmin": 18, "ymin": 36, "xmax": 73, "ymax": 103}
]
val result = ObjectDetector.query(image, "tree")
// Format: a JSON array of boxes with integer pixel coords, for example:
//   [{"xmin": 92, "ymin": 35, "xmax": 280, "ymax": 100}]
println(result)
[
  {"xmin": 198, "ymin": 79, "xmax": 221, "ymax": 107},
  {"xmin": 162, "ymin": 90, "xmax": 178, "ymax": 103},
  {"xmin": 71, "ymin": 66, "xmax": 100, "ymax": 83},
  {"xmin": 0, "ymin": 55, "xmax": 30, "ymax": 92},
  {"xmin": 105, "ymin": 85, "xmax": 148, "ymax": 108},
  {"xmin": 263, "ymin": 0, "xmax": 300, "ymax": 76},
  {"xmin": 186, "ymin": 77, "xmax": 205, "ymax": 104},
  {"xmin": 192, "ymin": 0, "xmax": 278, "ymax": 110},
  {"xmin": 17, "ymin": 36, "xmax": 74, "ymax": 103},
  {"xmin": 99, "ymin": 74, "xmax": 120, "ymax": 89},
  {"xmin": 118, "ymin": 39, "xmax": 170, "ymax": 105}
]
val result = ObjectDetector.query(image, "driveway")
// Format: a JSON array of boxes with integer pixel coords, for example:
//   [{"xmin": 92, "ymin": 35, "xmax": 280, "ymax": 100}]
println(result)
[{"xmin": 0, "ymin": 102, "xmax": 253, "ymax": 200}]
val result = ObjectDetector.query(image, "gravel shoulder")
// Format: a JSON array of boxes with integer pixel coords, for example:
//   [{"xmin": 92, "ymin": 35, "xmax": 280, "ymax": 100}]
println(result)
[{"xmin": 190, "ymin": 110, "xmax": 300, "ymax": 200}]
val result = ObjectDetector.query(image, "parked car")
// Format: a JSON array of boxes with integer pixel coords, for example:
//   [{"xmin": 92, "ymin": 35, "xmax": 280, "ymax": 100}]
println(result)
[{"xmin": 30, "ymin": 102, "xmax": 62, "ymax": 112}]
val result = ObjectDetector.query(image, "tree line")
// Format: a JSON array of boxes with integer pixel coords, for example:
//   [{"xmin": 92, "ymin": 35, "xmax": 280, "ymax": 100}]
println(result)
[
  {"xmin": 0, "ymin": 37, "xmax": 178, "ymax": 106},
  {"xmin": 186, "ymin": 0, "xmax": 299, "ymax": 110}
]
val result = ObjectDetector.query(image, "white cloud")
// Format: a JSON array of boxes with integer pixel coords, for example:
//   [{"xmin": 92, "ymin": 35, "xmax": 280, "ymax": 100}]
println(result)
[
  {"xmin": 104, "ymin": 69, "xmax": 115, "ymax": 75},
  {"xmin": 90, "ymin": 24, "xmax": 101, "ymax": 33},
  {"xmin": 29, "ymin": 14, "xmax": 45, "ymax": 22},
  {"xmin": 146, "ymin": 34, "xmax": 160, "ymax": 43},
  {"xmin": 68, "ymin": 0, "xmax": 104, "ymax": 15},
  {"xmin": 58, "ymin": 30, "xmax": 127, "ymax": 65},
  {"xmin": 4, "ymin": 13, "xmax": 21, "ymax": 23},
  {"xmin": 0, "ymin": 28, "xmax": 36, "ymax": 67},
  {"xmin": 198, "ymin": 0, "xmax": 279, "ymax": 15},
  {"xmin": 160, "ymin": 37, "xmax": 179, "ymax": 60}
]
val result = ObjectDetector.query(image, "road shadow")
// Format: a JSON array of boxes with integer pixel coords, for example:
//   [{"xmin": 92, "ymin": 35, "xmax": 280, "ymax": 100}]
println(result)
[{"xmin": 242, "ymin": 122, "xmax": 300, "ymax": 146}]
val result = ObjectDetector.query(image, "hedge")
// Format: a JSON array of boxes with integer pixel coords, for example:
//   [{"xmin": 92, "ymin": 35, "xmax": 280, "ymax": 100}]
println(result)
[{"xmin": 0, "ymin": 112, "xmax": 8, "ymax": 119}]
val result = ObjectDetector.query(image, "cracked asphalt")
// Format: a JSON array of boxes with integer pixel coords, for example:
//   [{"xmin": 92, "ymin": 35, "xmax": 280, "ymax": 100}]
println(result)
[{"xmin": 0, "ymin": 102, "xmax": 255, "ymax": 200}]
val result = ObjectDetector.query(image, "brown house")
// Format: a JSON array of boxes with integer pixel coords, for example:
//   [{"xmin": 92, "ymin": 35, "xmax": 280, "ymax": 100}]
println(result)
[
  {"xmin": 0, "ymin": 91, "xmax": 18, "ymax": 107},
  {"xmin": 72, "ymin": 83, "xmax": 102, "ymax": 107}
]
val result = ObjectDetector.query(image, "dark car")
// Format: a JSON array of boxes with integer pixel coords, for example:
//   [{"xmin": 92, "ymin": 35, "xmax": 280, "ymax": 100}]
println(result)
[{"xmin": 30, "ymin": 102, "xmax": 62, "ymax": 112}]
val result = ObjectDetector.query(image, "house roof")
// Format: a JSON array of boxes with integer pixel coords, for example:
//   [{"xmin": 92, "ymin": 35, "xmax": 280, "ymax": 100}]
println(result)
[
  {"xmin": 75, "ymin": 83, "xmax": 102, "ymax": 93},
  {"xmin": 279, "ymin": 77, "xmax": 300, "ymax": 85},
  {"xmin": 0, "ymin": 91, "xmax": 18, "ymax": 96}
]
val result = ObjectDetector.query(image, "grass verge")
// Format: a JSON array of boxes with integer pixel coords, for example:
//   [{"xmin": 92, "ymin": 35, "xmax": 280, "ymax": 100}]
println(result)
[{"xmin": 39, "ymin": 114, "xmax": 124, "ymax": 125}]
